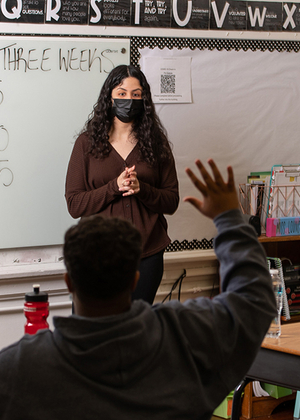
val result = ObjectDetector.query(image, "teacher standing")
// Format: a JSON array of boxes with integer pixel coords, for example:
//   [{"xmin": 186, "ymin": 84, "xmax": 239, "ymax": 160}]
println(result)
[{"xmin": 65, "ymin": 65, "xmax": 179, "ymax": 304}]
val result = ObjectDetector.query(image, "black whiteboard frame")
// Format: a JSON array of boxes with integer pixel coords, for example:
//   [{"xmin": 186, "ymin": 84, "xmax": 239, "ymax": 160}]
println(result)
[
  {"xmin": 130, "ymin": 35, "xmax": 300, "ymax": 251},
  {"xmin": 130, "ymin": 36, "xmax": 300, "ymax": 68}
]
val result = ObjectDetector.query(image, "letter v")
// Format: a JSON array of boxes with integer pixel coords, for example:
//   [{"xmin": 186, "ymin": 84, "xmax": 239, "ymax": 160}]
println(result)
[{"xmin": 211, "ymin": 1, "xmax": 230, "ymax": 28}]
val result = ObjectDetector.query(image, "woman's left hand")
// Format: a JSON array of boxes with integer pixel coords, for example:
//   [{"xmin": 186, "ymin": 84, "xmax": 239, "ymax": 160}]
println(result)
[{"xmin": 119, "ymin": 165, "xmax": 140, "ymax": 196}]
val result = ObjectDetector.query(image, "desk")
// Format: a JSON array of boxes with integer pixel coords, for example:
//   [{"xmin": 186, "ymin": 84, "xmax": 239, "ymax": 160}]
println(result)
[{"xmin": 231, "ymin": 323, "xmax": 300, "ymax": 420}]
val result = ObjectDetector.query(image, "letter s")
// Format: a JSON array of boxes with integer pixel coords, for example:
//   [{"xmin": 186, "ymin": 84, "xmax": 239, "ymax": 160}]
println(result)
[
  {"xmin": 90, "ymin": 0, "xmax": 101, "ymax": 23},
  {"xmin": 1, "ymin": 0, "xmax": 22, "ymax": 19}
]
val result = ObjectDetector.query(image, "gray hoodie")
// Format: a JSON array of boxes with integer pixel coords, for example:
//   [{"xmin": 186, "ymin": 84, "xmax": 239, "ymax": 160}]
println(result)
[{"xmin": 0, "ymin": 210, "xmax": 276, "ymax": 420}]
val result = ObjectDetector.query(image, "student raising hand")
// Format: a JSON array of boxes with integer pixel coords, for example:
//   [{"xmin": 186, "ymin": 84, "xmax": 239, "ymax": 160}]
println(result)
[{"xmin": 184, "ymin": 158, "xmax": 239, "ymax": 220}]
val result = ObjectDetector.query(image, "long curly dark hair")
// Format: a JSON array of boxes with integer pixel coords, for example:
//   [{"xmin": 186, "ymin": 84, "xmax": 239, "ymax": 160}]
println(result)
[{"xmin": 83, "ymin": 65, "xmax": 172, "ymax": 166}]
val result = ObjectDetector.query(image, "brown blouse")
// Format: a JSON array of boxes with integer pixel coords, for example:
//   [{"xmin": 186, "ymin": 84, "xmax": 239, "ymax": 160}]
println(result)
[{"xmin": 65, "ymin": 133, "xmax": 179, "ymax": 258}]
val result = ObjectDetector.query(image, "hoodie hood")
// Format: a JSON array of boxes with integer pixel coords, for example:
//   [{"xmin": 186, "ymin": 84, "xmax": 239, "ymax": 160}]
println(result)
[{"xmin": 53, "ymin": 301, "xmax": 162, "ymax": 387}]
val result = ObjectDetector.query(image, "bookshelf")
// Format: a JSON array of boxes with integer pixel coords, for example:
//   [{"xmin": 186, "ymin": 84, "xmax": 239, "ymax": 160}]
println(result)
[
  {"xmin": 259, "ymin": 234, "xmax": 300, "ymax": 324},
  {"xmin": 238, "ymin": 234, "xmax": 300, "ymax": 419},
  {"xmin": 259, "ymin": 235, "xmax": 300, "ymax": 267},
  {"xmin": 259, "ymin": 234, "xmax": 300, "ymax": 243},
  {"xmin": 238, "ymin": 180, "xmax": 300, "ymax": 418}
]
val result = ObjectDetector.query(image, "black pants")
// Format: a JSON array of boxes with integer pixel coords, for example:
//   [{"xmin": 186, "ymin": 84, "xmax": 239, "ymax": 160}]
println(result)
[{"xmin": 131, "ymin": 250, "xmax": 164, "ymax": 305}]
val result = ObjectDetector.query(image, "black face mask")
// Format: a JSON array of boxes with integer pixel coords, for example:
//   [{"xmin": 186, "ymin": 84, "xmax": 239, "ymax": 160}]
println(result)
[{"xmin": 112, "ymin": 98, "xmax": 144, "ymax": 123}]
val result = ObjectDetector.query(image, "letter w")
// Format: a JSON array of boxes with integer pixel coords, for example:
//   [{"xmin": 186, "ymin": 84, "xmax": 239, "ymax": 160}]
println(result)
[
  {"xmin": 248, "ymin": 6, "xmax": 267, "ymax": 27},
  {"xmin": 59, "ymin": 50, "xmax": 70, "ymax": 71}
]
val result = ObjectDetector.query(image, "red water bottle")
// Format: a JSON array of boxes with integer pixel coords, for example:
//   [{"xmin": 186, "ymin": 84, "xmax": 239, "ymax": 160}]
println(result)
[{"xmin": 24, "ymin": 284, "xmax": 49, "ymax": 335}]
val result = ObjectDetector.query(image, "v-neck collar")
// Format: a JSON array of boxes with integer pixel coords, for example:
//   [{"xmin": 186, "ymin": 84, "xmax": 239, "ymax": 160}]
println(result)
[{"xmin": 109, "ymin": 142, "xmax": 138, "ymax": 163}]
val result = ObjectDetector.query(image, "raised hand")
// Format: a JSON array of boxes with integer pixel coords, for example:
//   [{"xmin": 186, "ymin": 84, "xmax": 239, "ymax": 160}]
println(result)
[{"xmin": 184, "ymin": 159, "xmax": 239, "ymax": 219}]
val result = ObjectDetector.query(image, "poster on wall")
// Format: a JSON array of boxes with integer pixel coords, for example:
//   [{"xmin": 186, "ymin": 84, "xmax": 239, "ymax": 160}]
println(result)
[
  {"xmin": 283, "ymin": 2, "xmax": 300, "ymax": 31},
  {"xmin": 89, "ymin": 0, "xmax": 131, "ymax": 26},
  {"xmin": 0, "ymin": 0, "xmax": 298, "ymax": 32},
  {"xmin": 0, "ymin": 0, "xmax": 45, "ymax": 23},
  {"xmin": 143, "ymin": 56, "xmax": 192, "ymax": 103},
  {"xmin": 171, "ymin": 0, "xmax": 209, "ymax": 29},
  {"xmin": 47, "ymin": 0, "xmax": 89, "ymax": 25},
  {"xmin": 210, "ymin": 0, "xmax": 247, "ymax": 30},
  {"xmin": 132, "ymin": 0, "xmax": 171, "ymax": 27},
  {"xmin": 247, "ymin": 1, "xmax": 282, "ymax": 31}
]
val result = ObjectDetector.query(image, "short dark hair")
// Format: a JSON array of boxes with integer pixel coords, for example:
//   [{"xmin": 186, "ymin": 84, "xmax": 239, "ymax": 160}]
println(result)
[{"xmin": 63, "ymin": 215, "xmax": 142, "ymax": 300}]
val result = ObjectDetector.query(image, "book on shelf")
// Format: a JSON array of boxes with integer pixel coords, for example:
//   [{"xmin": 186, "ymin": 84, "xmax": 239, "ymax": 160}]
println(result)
[
  {"xmin": 283, "ymin": 261, "xmax": 300, "ymax": 317},
  {"xmin": 245, "ymin": 171, "xmax": 271, "ymax": 227}
]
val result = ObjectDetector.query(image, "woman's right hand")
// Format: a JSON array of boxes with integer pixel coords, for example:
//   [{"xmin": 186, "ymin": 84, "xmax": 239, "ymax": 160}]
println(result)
[{"xmin": 117, "ymin": 165, "xmax": 135, "ymax": 190}]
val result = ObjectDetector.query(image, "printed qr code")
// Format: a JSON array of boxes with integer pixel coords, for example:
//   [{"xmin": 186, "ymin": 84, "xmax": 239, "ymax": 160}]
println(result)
[{"xmin": 160, "ymin": 74, "xmax": 175, "ymax": 94}]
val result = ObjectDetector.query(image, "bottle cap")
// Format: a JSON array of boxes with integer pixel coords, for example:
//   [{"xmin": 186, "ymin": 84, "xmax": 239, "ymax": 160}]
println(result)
[
  {"xmin": 25, "ymin": 284, "xmax": 48, "ymax": 302},
  {"xmin": 269, "ymin": 269, "xmax": 279, "ymax": 275}
]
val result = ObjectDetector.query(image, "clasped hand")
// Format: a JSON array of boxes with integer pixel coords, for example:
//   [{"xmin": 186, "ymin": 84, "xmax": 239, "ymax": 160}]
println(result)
[{"xmin": 118, "ymin": 165, "xmax": 140, "ymax": 197}]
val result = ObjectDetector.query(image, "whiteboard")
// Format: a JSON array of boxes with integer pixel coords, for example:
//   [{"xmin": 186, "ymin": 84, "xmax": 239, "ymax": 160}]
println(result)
[
  {"xmin": 0, "ymin": 36, "xmax": 130, "ymax": 249},
  {"xmin": 139, "ymin": 47, "xmax": 300, "ymax": 242}
]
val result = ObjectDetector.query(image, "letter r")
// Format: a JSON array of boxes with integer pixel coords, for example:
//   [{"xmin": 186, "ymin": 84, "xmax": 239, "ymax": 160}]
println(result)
[{"xmin": 46, "ymin": 0, "xmax": 61, "ymax": 22}]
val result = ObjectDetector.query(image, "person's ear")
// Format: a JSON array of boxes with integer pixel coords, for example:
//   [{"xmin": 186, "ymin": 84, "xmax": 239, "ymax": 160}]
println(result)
[
  {"xmin": 131, "ymin": 271, "xmax": 140, "ymax": 292},
  {"xmin": 64, "ymin": 272, "xmax": 74, "ymax": 293}
]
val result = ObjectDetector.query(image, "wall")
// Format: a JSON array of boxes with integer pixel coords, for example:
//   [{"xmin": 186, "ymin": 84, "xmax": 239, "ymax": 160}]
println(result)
[{"xmin": 0, "ymin": 249, "xmax": 218, "ymax": 350}]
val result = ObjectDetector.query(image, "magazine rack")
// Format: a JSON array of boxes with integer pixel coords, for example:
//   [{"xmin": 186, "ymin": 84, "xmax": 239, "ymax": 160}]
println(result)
[{"xmin": 239, "ymin": 184, "xmax": 300, "ymax": 235}]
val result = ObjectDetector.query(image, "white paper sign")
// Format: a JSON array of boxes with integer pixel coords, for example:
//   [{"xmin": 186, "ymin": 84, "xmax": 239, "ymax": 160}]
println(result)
[{"xmin": 143, "ymin": 56, "xmax": 192, "ymax": 104}]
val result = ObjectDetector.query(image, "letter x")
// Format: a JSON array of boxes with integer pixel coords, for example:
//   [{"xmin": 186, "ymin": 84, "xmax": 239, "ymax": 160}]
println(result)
[{"xmin": 283, "ymin": 4, "xmax": 296, "ymax": 29}]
